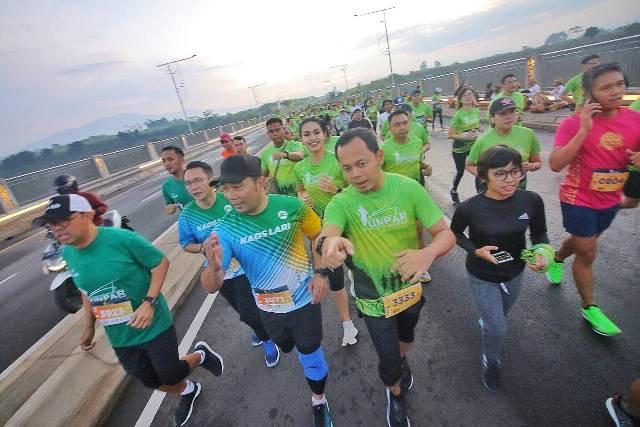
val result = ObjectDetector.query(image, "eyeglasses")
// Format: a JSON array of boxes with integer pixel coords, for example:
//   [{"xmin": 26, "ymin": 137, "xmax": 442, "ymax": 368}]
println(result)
[
  {"xmin": 45, "ymin": 213, "xmax": 79, "ymax": 230},
  {"xmin": 492, "ymin": 168, "xmax": 524, "ymax": 181}
]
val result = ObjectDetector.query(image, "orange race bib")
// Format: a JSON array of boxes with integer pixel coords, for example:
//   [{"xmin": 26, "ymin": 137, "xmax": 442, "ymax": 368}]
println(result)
[
  {"xmin": 382, "ymin": 283, "xmax": 423, "ymax": 318},
  {"xmin": 590, "ymin": 169, "xmax": 629, "ymax": 192},
  {"xmin": 255, "ymin": 287, "xmax": 295, "ymax": 312},
  {"xmin": 93, "ymin": 301, "xmax": 134, "ymax": 326}
]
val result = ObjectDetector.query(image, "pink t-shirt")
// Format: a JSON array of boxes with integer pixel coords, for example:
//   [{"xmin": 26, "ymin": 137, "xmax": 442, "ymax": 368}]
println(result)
[{"xmin": 554, "ymin": 108, "xmax": 640, "ymax": 209}]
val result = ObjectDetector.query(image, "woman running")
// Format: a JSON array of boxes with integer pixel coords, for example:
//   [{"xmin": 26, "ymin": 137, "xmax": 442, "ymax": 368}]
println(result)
[
  {"xmin": 451, "ymin": 145, "xmax": 550, "ymax": 390},
  {"xmin": 448, "ymin": 87, "xmax": 481, "ymax": 204}
]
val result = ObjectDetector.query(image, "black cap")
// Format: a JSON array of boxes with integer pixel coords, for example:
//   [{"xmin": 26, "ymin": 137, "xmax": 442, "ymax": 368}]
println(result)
[
  {"xmin": 211, "ymin": 154, "xmax": 262, "ymax": 186},
  {"xmin": 410, "ymin": 88, "xmax": 421, "ymax": 96},
  {"xmin": 489, "ymin": 97, "xmax": 518, "ymax": 116},
  {"xmin": 32, "ymin": 194, "xmax": 93, "ymax": 227}
]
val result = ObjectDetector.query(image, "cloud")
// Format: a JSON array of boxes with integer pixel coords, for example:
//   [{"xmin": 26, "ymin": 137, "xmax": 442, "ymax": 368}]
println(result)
[{"xmin": 58, "ymin": 60, "xmax": 130, "ymax": 75}]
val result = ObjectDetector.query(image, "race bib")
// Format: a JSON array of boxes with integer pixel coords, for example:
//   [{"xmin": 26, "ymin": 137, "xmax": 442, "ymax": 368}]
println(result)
[
  {"xmin": 382, "ymin": 283, "xmax": 422, "ymax": 318},
  {"xmin": 415, "ymin": 116, "xmax": 426, "ymax": 124},
  {"xmin": 93, "ymin": 300, "xmax": 134, "ymax": 326},
  {"xmin": 255, "ymin": 287, "xmax": 295, "ymax": 312},
  {"xmin": 590, "ymin": 169, "xmax": 629, "ymax": 192}
]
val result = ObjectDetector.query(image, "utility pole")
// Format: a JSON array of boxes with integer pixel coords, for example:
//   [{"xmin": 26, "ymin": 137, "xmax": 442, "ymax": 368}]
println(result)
[
  {"xmin": 156, "ymin": 54, "xmax": 196, "ymax": 134},
  {"xmin": 355, "ymin": 7, "xmax": 397, "ymax": 96},
  {"xmin": 248, "ymin": 83, "xmax": 266, "ymax": 118},
  {"xmin": 330, "ymin": 64, "xmax": 349, "ymax": 91}
]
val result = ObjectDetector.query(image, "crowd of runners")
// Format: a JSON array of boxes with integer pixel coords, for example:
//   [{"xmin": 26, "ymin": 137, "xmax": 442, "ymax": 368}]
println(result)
[{"xmin": 33, "ymin": 55, "xmax": 640, "ymax": 426}]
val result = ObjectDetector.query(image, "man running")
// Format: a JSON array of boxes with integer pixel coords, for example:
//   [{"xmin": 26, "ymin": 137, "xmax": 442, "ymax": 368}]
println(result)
[
  {"xmin": 219, "ymin": 133, "xmax": 236, "ymax": 159},
  {"xmin": 179, "ymin": 161, "xmax": 280, "ymax": 366},
  {"xmin": 348, "ymin": 107, "xmax": 373, "ymax": 130},
  {"xmin": 261, "ymin": 118, "xmax": 305, "ymax": 196},
  {"xmin": 487, "ymin": 75, "xmax": 525, "ymax": 123},
  {"xmin": 561, "ymin": 54, "xmax": 601, "ymax": 112},
  {"xmin": 377, "ymin": 99, "xmax": 394, "ymax": 136},
  {"xmin": 200, "ymin": 155, "xmax": 334, "ymax": 426},
  {"xmin": 232, "ymin": 136, "xmax": 248, "ymax": 155},
  {"xmin": 161, "ymin": 146, "xmax": 194, "ymax": 214},
  {"xmin": 408, "ymin": 88, "xmax": 433, "ymax": 131},
  {"xmin": 549, "ymin": 63, "xmax": 640, "ymax": 336},
  {"xmin": 317, "ymin": 128, "xmax": 455, "ymax": 427},
  {"xmin": 34, "ymin": 194, "xmax": 223, "ymax": 426},
  {"xmin": 382, "ymin": 110, "xmax": 430, "ymax": 184}
]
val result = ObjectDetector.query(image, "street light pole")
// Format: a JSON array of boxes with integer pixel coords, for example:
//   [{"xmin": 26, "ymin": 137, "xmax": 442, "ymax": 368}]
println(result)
[
  {"xmin": 354, "ymin": 7, "xmax": 398, "ymax": 96},
  {"xmin": 330, "ymin": 64, "xmax": 349, "ymax": 91},
  {"xmin": 248, "ymin": 83, "xmax": 266, "ymax": 118},
  {"xmin": 156, "ymin": 54, "xmax": 196, "ymax": 134}
]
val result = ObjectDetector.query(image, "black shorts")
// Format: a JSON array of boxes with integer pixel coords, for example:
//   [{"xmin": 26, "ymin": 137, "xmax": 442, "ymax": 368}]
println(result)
[
  {"xmin": 624, "ymin": 170, "xmax": 640, "ymax": 199},
  {"xmin": 258, "ymin": 302, "xmax": 323, "ymax": 354},
  {"xmin": 114, "ymin": 325, "xmax": 190, "ymax": 389}
]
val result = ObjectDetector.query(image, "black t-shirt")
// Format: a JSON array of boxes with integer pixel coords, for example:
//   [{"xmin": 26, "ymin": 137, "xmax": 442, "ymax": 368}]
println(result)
[
  {"xmin": 348, "ymin": 119, "xmax": 372, "ymax": 130},
  {"xmin": 450, "ymin": 190, "xmax": 549, "ymax": 283}
]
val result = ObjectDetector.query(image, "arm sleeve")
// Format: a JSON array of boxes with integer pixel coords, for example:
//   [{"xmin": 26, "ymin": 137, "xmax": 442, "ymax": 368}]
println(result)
[
  {"xmin": 322, "ymin": 197, "xmax": 346, "ymax": 231},
  {"xmin": 178, "ymin": 214, "xmax": 197, "ymax": 248},
  {"xmin": 412, "ymin": 181, "xmax": 443, "ymax": 229},
  {"xmin": 529, "ymin": 193, "xmax": 550, "ymax": 245},
  {"xmin": 125, "ymin": 232, "xmax": 164, "ymax": 270},
  {"xmin": 554, "ymin": 117, "xmax": 580, "ymax": 148},
  {"xmin": 450, "ymin": 203, "xmax": 477, "ymax": 254},
  {"xmin": 299, "ymin": 201, "xmax": 322, "ymax": 238}
]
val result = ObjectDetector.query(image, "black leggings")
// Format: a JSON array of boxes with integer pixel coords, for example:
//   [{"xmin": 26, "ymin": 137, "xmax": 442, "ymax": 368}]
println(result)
[
  {"xmin": 452, "ymin": 150, "xmax": 469, "ymax": 191},
  {"xmin": 432, "ymin": 108, "xmax": 443, "ymax": 129},
  {"xmin": 219, "ymin": 274, "xmax": 270, "ymax": 342}
]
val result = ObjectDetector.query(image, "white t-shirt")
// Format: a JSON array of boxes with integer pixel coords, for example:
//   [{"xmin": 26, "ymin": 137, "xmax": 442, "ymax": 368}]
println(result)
[
  {"xmin": 529, "ymin": 84, "xmax": 541, "ymax": 95},
  {"xmin": 551, "ymin": 84, "xmax": 565, "ymax": 100}
]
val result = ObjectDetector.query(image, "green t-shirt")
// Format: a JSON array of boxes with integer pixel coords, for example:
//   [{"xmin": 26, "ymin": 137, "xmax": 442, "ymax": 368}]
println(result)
[
  {"xmin": 325, "ymin": 136, "xmax": 340, "ymax": 155},
  {"xmin": 565, "ymin": 73, "xmax": 584, "ymax": 105},
  {"xmin": 384, "ymin": 121, "xmax": 429, "ymax": 146},
  {"xmin": 488, "ymin": 91, "xmax": 525, "ymax": 113},
  {"xmin": 431, "ymin": 95, "xmax": 443, "ymax": 111},
  {"xmin": 324, "ymin": 173, "xmax": 443, "ymax": 317},
  {"xmin": 294, "ymin": 153, "xmax": 346, "ymax": 217},
  {"xmin": 411, "ymin": 102, "xmax": 433, "ymax": 126},
  {"xmin": 381, "ymin": 136, "xmax": 425, "ymax": 182},
  {"xmin": 62, "ymin": 228, "xmax": 171, "ymax": 348},
  {"xmin": 467, "ymin": 126, "xmax": 541, "ymax": 164},
  {"xmin": 629, "ymin": 99, "xmax": 640, "ymax": 112},
  {"xmin": 162, "ymin": 176, "xmax": 194, "ymax": 210},
  {"xmin": 261, "ymin": 141, "xmax": 305, "ymax": 196},
  {"xmin": 450, "ymin": 108, "xmax": 481, "ymax": 153}
]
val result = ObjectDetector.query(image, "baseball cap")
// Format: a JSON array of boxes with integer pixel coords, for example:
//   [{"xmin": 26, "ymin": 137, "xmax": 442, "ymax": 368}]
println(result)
[
  {"xmin": 393, "ymin": 96, "xmax": 404, "ymax": 106},
  {"xmin": 410, "ymin": 88, "xmax": 421, "ymax": 96},
  {"xmin": 211, "ymin": 154, "xmax": 262, "ymax": 186},
  {"xmin": 220, "ymin": 133, "xmax": 232, "ymax": 142},
  {"xmin": 32, "ymin": 194, "xmax": 93, "ymax": 226},
  {"xmin": 489, "ymin": 97, "xmax": 518, "ymax": 116},
  {"xmin": 434, "ymin": 87, "xmax": 442, "ymax": 93}
]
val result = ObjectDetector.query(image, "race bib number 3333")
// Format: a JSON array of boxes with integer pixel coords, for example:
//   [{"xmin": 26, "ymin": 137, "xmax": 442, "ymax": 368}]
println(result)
[{"xmin": 382, "ymin": 283, "xmax": 422, "ymax": 318}]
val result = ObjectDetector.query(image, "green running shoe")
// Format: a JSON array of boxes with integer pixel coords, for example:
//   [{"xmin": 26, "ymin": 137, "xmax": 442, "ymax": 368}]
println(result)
[
  {"xmin": 545, "ymin": 260, "xmax": 564, "ymax": 285},
  {"xmin": 581, "ymin": 306, "xmax": 622, "ymax": 336}
]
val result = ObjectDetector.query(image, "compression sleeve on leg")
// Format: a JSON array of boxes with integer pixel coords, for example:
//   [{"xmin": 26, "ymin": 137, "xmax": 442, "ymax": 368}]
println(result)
[{"xmin": 297, "ymin": 346, "xmax": 328, "ymax": 381}]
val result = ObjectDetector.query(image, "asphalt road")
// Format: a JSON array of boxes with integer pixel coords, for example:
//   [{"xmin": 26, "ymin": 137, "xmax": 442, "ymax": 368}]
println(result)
[
  {"xmin": 0, "ymin": 128, "xmax": 270, "ymax": 373},
  {"xmin": 106, "ymin": 124, "xmax": 640, "ymax": 427}
]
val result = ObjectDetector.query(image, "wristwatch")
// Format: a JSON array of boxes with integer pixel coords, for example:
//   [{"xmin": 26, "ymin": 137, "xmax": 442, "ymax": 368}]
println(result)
[
  {"xmin": 144, "ymin": 296, "xmax": 159, "ymax": 307},
  {"xmin": 315, "ymin": 236, "xmax": 327, "ymax": 256}
]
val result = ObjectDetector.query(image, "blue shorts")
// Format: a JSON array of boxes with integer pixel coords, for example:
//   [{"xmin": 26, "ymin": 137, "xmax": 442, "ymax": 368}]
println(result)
[{"xmin": 560, "ymin": 202, "xmax": 620, "ymax": 238}]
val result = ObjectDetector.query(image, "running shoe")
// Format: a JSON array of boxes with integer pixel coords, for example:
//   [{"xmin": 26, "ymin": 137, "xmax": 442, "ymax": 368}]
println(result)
[
  {"xmin": 545, "ymin": 260, "xmax": 564, "ymax": 285},
  {"xmin": 251, "ymin": 333, "xmax": 263, "ymax": 347},
  {"xmin": 400, "ymin": 357, "xmax": 414, "ymax": 392},
  {"xmin": 194, "ymin": 341, "xmax": 224, "ymax": 376},
  {"xmin": 174, "ymin": 382, "xmax": 201, "ymax": 426},
  {"xmin": 606, "ymin": 394, "xmax": 640, "ymax": 427},
  {"xmin": 482, "ymin": 359, "xmax": 501, "ymax": 390},
  {"xmin": 581, "ymin": 306, "xmax": 622, "ymax": 336},
  {"xmin": 342, "ymin": 321, "xmax": 359, "ymax": 347},
  {"xmin": 450, "ymin": 190, "xmax": 461, "ymax": 205},
  {"xmin": 386, "ymin": 388, "xmax": 410, "ymax": 427},
  {"xmin": 312, "ymin": 401, "xmax": 334, "ymax": 427},
  {"xmin": 263, "ymin": 340, "xmax": 280, "ymax": 368},
  {"xmin": 418, "ymin": 271, "xmax": 432, "ymax": 283}
]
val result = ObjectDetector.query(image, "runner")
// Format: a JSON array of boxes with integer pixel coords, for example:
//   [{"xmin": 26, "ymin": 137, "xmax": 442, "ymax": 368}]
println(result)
[
  {"xmin": 200, "ymin": 155, "xmax": 333, "ymax": 426},
  {"xmin": 431, "ymin": 88, "xmax": 444, "ymax": 131},
  {"xmin": 561, "ymin": 54, "xmax": 601, "ymax": 112},
  {"xmin": 447, "ymin": 87, "xmax": 482, "ymax": 204},
  {"xmin": 606, "ymin": 379, "xmax": 640, "ymax": 426},
  {"xmin": 317, "ymin": 128, "xmax": 455, "ymax": 427},
  {"xmin": 178, "ymin": 161, "xmax": 280, "ymax": 366},
  {"xmin": 219, "ymin": 133, "xmax": 236, "ymax": 159},
  {"xmin": 232, "ymin": 135, "xmax": 248, "ymax": 155},
  {"xmin": 33, "ymin": 194, "xmax": 223, "ymax": 426},
  {"xmin": 408, "ymin": 88, "xmax": 433, "ymax": 132},
  {"xmin": 382, "ymin": 110, "xmax": 430, "ymax": 184},
  {"xmin": 367, "ymin": 100, "xmax": 379, "ymax": 133},
  {"xmin": 348, "ymin": 107, "xmax": 373, "ymax": 130},
  {"xmin": 377, "ymin": 99, "xmax": 394, "ymax": 136},
  {"xmin": 295, "ymin": 118, "xmax": 359, "ymax": 347},
  {"xmin": 451, "ymin": 145, "xmax": 550, "ymax": 390},
  {"xmin": 467, "ymin": 98, "xmax": 542, "ymax": 192},
  {"xmin": 261, "ymin": 118, "xmax": 305, "ymax": 197},
  {"xmin": 487, "ymin": 75, "xmax": 525, "ymax": 124},
  {"xmin": 335, "ymin": 108, "xmax": 351, "ymax": 135},
  {"xmin": 548, "ymin": 63, "xmax": 640, "ymax": 336},
  {"xmin": 161, "ymin": 146, "xmax": 194, "ymax": 214},
  {"xmin": 382, "ymin": 104, "xmax": 429, "ymax": 149}
]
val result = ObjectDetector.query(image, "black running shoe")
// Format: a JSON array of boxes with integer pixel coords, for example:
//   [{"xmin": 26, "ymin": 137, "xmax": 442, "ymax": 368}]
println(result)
[
  {"xmin": 312, "ymin": 401, "xmax": 334, "ymax": 427},
  {"xmin": 400, "ymin": 357, "xmax": 414, "ymax": 392},
  {"xmin": 482, "ymin": 359, "xmax": 501, "ymax": 390},
  {"xmin": 194, "ymin": 341, "xmax": 224, "ymax": 376},
  {"xmin": 450, "ymin": 189, "xmax": 461, "ymax": 205},
  {"xmin": 386, "ymin": 388, "xmax": 410, "ymax": 427},
  {"xmin": 174, "ymin": 382, "xmax": 201, "ymax": 426},
  {"xmin": 606, "ymin": 394, "xmax": 640, "ymax": 427}
]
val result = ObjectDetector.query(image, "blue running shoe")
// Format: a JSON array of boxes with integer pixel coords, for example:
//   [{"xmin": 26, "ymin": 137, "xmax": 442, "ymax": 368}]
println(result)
[
  {"xmin": 263, "ymin": 340, "xmax": 280, "ymax": 368},
  {"xmin": 251, "ymin": 333, "xmax": 263, "ymax": 347}
]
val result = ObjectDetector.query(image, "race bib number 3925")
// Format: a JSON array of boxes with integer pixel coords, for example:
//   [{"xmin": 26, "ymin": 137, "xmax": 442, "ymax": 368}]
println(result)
[{"xmin": 93, "ymin": 301, "xmax": 134, "ymax": 326}]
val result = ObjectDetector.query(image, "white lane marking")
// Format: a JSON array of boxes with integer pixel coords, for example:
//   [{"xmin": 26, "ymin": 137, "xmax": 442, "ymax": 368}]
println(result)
[
  {"xmin": 141, "ymin": 190, "xmax": 162, "ymax": 204},
  {"xmin": 0, "ymin": 273, "xmax": 18, "ymax": 286},
  {"xmin": 134, "ymin": 292, "xmax": 218, "ymax": 427}
]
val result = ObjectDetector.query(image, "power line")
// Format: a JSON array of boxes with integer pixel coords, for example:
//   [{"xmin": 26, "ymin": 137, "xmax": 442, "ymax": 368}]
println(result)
[{"xmin": 156, "ymin": 54, "xmax": 197, "ymax": 134}]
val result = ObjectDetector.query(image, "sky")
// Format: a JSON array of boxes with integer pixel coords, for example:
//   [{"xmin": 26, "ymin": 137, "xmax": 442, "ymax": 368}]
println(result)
[{"xmin": 1, "ymin": 0, "xmax": 638, "ymax": 156}]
